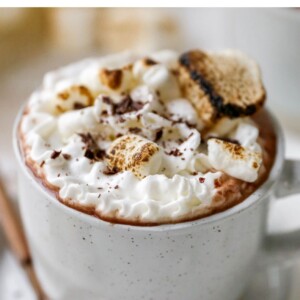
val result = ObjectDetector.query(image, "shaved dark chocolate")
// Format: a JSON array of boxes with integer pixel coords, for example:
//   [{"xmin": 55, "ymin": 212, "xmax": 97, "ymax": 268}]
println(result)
[
  {"xmin": 73, "ymin": 102, "xmax": 86, "ymax": 110},
  {"xmin": 84, "ymin": 149, "xmax": 95, "ymax": 160},
  {"xmin": 129, "ymin": 127, "xmax": 142, "ymax": 134},
  {"xmin": 179, "ymin": 52, "xmax": 258, "ymax": 119},
  {"xmin": 166, "ymin": 148, "xmax": 183, "ymax": 157},
  {"xmin": 62, "ymin": 153, "xmax": 72, "ymax": 160},
  {"xmin": 154, "ymin": 129, "xmax": 163, "ymax": 142},
  {"xmin": 103, "ymin": 166, "xmax": 120, "ymax": 175},
  {"xmin": 51, "ymin": 150, "xmax": 61, "ymax": 159},
  {"xmin": 114, "ymin": 95, "xmax": 144, "ymax": 115}
]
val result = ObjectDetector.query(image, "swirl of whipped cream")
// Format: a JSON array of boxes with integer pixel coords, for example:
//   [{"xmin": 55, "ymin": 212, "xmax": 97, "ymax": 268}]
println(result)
[{"xmin": 20, "ymin": 50, "xmax": 263, "ymax": 224}]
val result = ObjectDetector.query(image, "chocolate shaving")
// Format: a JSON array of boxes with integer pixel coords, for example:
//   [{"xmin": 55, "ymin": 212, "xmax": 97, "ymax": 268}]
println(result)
[
  {"xmin": 144, "ymin": 58, "xmax": 157, "ymax": 66},
  {"xmin": 101, "ymin": 95, "xmax": 144, "ymax": 116},
  {"xmin": 114, "ymin": 95, "xmax": 144, "ymax": 115},
  {"xmin": 62, "ymin": 153, "xmax": 71, "ymax": 160},
  {"xmin": 103, "ymin": 166, "xmax": 120, "ymax": 175},
  {"xmin": 129, "ymin": 127, "xmax": 142, "ymax": 134},
  {"xmin": 154, "ymin": 129, "xmax": 163, "ymax": 142},
  {"xmin": 84, "ymin": 149, "xmax": 95, "ymax": 160},
  {"xmin": 95, "ymin": 149, "xmax": 106, "ymax": 160},
  {"xmin": 78, "ymin": 133, "xmax": 95, "ymax": 148},
  {"xmin": 79, "ymin": 133, "xmax": 106, "ymax": 161},
  {"xmin": 199, "ymin": 177, "xmax": 205, "ymax": 183},
  {"xmin": 51, "ymin": 150, "xmax": 61, "ymax": 159},
  {"xmin": 73, "ymin": 102, "xmax": 86, "ymax": 110},
  {"xmin": 166, "ymin": 148, "xmax": 183, "ymax": 157},
  {"xmin": 102, "ymin": 96, "xmax": 113, "ymax": 105}
]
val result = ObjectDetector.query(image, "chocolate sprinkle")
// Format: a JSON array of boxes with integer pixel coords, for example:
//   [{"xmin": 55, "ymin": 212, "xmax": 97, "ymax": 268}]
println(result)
[
  {"xmin": 84, "ymin": 149, "xmax": 95, "ymax": 160},
  {"xmin": 95, "ymin": 149, "xmax": 106, "ymax": 160},
  {"xmin": 114, "ymin": 95, "xmax": 144, "ymax": 115},
  {"xmin": 129, "ymin": 127, "xmax": 142, "ymax": 134},
  {"xmin": 199, "ymin": 177, "xmax": 205, "ymax": 183},
  {"xmin": 103, "ymin": 166, "xmax": 120, "ymax": 175},
  {"xmin": 102, "ymin": 95, "xmax": 144, "ymax": 115},
  {"xmin": 154, "ymin": 129, "xmax": 163, "ymax": 142},
  {"xmin": 51, "ymin": 150, "xmax": 61, "ymax": 159},
  {"xmin": 167, "ymin": 148, "xmax": 183, "ymax": 157},
  {"xmin": 78, "ymin": 132, "xmax": 95, "ymax": 147},
  {"xmin": 73, "ymin": 102, "xmax": 86, "ymax": 110},
  {"xmin": 62, "ymin": 153, "xmax": 72, "ymax": 160}
]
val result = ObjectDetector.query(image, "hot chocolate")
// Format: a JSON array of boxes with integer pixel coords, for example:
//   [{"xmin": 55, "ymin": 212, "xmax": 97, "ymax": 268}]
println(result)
[{"xmin": 18, "ymin": 49, "xmax": 276, "ymax": 225}]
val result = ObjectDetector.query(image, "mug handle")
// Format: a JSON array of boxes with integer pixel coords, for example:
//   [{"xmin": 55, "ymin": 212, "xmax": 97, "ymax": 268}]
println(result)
[{"xmin": 261, "ymin": 159, "xmax": 300, "ymax": 267}]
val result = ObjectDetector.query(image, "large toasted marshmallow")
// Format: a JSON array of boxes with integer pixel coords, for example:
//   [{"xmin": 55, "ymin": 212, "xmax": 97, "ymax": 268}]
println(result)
[
  {"xmin": 207, "ymin": 138, "xmax": 262, "ymax": 182},
  {"xmin": 106, "ymin": 134, "xmax": 162, "ymax": 179}
]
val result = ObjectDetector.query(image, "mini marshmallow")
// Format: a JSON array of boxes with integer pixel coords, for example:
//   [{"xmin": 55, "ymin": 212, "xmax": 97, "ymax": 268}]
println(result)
[
  {"xmin": 99, "ymin": 66, "xmax": 136, "ymax": 93},
  {"xmin": 132, "ymin": 58, "xmax": 180, "ymax": 100},
  {"xmin": 106, "ymin": 134, "xmax": 162, "ymax": 179},
  {"xmin": 53, "ymin": 85, "xmax": 93, "ymax": 113},
  {"xmin": 207, "ymin": 138, "xmax": 262, "ymax": 182},
  {"xmin": 141, "ymin": 64, "xmax": 180, "ymax": 101},
  {"xmin": 166, "ymin": 98, "xmax": 202, "ymax": 127}
]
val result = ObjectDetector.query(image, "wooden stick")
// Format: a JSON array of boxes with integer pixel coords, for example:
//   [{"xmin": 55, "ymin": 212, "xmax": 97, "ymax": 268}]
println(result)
[{"xmin": 0, "ymin": 177, "xmax": 46, "ymax": 299}]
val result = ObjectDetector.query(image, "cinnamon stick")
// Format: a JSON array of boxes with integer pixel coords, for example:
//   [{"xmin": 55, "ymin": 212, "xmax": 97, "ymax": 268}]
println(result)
[{"xmin": 0, "ymin": 177, "xmax": 46, "ymax": 299}]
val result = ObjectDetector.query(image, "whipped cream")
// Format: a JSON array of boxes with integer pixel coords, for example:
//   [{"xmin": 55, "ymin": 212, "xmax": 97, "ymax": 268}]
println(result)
[{"xmin": 20, "ymin": 50, "xmax": 263, "ymax": 223}]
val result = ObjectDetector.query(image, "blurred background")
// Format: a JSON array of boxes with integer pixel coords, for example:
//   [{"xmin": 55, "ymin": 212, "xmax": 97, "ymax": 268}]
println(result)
[{"xmin": 0, "ymin": 7, "xmax": 300, "ymax": 299}]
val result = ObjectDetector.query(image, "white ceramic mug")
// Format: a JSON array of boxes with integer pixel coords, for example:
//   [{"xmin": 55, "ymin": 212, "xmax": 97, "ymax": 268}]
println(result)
[{"xmin": 13, "ymin": 109, "xmax": 300, "ymax": 300}]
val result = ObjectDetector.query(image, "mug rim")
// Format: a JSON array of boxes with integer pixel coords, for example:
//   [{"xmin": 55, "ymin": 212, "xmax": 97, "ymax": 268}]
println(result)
[{"xmin": 13, "ymin": 106, "xmax": 285, "ymax": 232}]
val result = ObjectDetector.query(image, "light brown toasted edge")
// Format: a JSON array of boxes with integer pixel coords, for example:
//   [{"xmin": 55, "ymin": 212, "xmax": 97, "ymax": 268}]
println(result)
[{"xmin": 177, "ymin": 49, "xmax": 266, "ymax": 127}]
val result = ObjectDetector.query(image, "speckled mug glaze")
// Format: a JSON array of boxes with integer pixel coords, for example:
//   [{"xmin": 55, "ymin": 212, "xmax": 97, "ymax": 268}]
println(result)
[{"xmin": 14, "ymin": 110, "xmax": 285, "ymax": 300}]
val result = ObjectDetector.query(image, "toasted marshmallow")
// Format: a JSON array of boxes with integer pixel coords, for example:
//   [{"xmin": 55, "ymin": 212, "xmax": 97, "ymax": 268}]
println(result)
[
  {"xmin": 207, "ymin": 138, "xmax": 262, "ymax": 182},
  {"xmin": 99, "ymin": 66, "xmax": 136, "ymax": 93},
  {"xmin": 106, "ymin": 134, "xmax": 162, "ymax": 179},
  {"xmin": 53, "ymin": 85, "xmax": 93, "ymax": 114},
  {"xmin": 166, "ymin": 98, "xmax": 202, "ymax": 128}
]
